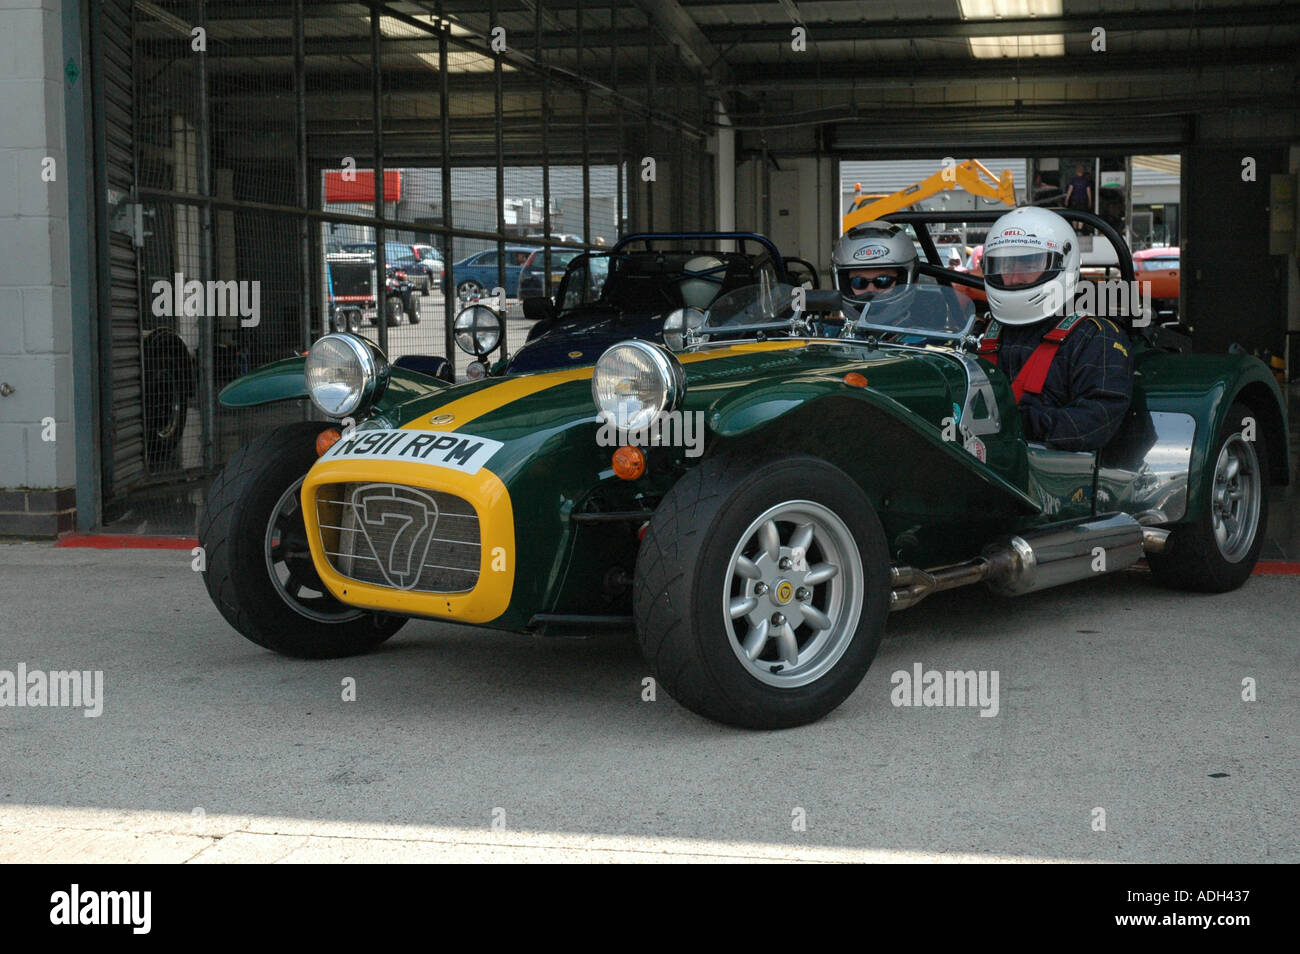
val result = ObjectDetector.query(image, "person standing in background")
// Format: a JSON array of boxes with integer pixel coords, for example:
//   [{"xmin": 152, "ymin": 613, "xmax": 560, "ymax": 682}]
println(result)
[{"xmin": 1064, "ymin": 163, "xmax": 1093, "ymax": 211}]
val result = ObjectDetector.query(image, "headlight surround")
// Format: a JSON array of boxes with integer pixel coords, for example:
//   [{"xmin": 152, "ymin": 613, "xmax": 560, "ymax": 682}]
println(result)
[
  {"xmin": 591, "ymin": 340, "xmax": 684, "ymax": 432},
  {"xmin": 662, "ymin": 306, "xmax": 706, "ymax": 351},
  {"xmin": 453, "ymin": 304, "xmax": 503, "ymax": 356},
  {"xmin": 304, "ymin": 333, "xmax": 389, "ymax": 418}
]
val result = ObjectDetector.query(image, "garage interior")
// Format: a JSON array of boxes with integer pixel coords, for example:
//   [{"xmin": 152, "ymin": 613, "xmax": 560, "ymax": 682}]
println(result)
[{"xmin": 62, "ymin": 0, "xmax": 1300, "ymax": 544}]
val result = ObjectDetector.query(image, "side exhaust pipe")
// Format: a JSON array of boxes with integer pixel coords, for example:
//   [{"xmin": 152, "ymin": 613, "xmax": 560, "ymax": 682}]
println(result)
[{"xmin": 890, "ymin": 513, "xmax": 1151, "ymax": 611}]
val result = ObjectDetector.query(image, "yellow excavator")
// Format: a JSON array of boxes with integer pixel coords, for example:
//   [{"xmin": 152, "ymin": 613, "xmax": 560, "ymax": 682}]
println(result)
[{"xmin": 842, "ymin": 159, "xmax": 1017, "ymax": 233}]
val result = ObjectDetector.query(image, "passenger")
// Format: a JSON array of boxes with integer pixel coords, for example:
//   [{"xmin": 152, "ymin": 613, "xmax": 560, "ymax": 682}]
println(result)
[
  {"xmin": 977, "ymin": 207, "xmax": 1133, "ymax": 451},
  {"xmin": 831, "ymin": 220, "xmax": 971, "ymax": 336}
]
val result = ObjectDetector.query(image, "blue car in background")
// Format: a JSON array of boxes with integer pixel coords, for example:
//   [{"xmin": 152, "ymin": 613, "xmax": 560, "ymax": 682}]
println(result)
[{"xmin": 450, "ymin": 245, "xmax": 540, "ymax": 300}]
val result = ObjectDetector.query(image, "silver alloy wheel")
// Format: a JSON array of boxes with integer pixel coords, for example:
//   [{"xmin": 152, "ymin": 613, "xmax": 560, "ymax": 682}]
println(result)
[
  {"xmin": 723, "ymin": 500, "xmax": 864, "ymax": 688},
  {"xmin": 1210, "ymin": 433, "xmax": 1262, "ymax": 563},
  {"xmin": 264, "ymin": 478, "xmax": 364, "ymax": 623}
]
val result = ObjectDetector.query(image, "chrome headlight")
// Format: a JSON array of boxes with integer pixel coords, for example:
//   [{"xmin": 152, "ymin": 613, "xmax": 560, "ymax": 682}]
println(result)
[
  {"xmin": 304, "ymin": 333, "xmax": 389, "ymax": 418},
  {"xmin": 453, "ymin": 304, "xmax": 503, "ymax": 356},
  {"xmin": 591, "ymin": 340, "xmax": 684, "ymax": 432},
  {"xmin": 662, "ymin": 306, "xmax": 706, "ymax": 351}
]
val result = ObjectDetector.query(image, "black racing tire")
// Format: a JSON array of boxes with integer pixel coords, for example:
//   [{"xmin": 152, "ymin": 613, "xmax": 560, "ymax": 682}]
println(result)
[
  {"xmin": 634, "ymin": 453, "xmax": 891, "ymax": 729},
  {"xmin": 329, "ymin": 309, "xmax": 346, "ymax": 333},
  {"xmin": 385, "ymin": 296, "xmax": 404, "ymax": 326},
  {"xmin": 346, "ymin": 309, "xmax": 363, "ymax": 334},
  {"xmin": 199, "ymin": 421, "xmax": 406, "ymax": 658},
  {"xmin": 142, "ymin": 329, "xmax": 195, "ymax": 467},
  {"xmin": 405, "ymin": 291, "xmax": 420, "ymax": 324},
  {"xmin": 1147, "ymin": 401, "xmax": 1269, "ymax": 593}
]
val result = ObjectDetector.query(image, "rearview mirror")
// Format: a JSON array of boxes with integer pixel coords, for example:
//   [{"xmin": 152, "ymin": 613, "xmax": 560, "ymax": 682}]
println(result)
[
  {"xmin": 522, "ymin": 296, "xmax": 555, "ymax": 322},
  {"xmin": 801, "ymin": 290, "xmax": 842, "ymax": 314}
]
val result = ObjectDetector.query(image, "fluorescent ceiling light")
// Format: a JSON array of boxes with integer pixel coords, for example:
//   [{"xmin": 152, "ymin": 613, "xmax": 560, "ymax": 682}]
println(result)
[
  {"xmin": 957, "ymin": 0, "xmax": 1065, "ymax": 59},
  {"xmin": 373, "ymin": 16, "xmax": 511, "ymax": 73}
]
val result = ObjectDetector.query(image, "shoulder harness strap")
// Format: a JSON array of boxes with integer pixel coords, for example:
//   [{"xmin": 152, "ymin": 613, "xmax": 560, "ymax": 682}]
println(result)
[
  {"xmin": 1012, "ymin": 313, "xmax": 1088, "ymax": 401},
  {"xmin": 976, "ymin": 319, "xmax": 1002, "ymax": 366}
]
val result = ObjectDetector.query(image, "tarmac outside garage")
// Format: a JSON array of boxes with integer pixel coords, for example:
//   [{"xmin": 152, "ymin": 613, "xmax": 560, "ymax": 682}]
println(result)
[{"xmin": 0, "ymin": 542, "xmax": 1295, "ymax": 863}]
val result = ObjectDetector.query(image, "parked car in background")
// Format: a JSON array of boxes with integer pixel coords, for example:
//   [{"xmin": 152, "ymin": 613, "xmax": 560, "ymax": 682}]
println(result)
[
  {"xmin": 340, "ymin": 240, "xmax": 425, "ymax": 265},
  {"xmin": 516, "ymin": 247, "xmax": 584, "ymax": 301},
  {"xmin": 391, "ymin": 250, "xmax": 442, "ymax": 294},
  {"xmin": 336, "ymin": 240, "xmax": 442, "ymax": 295},
  {"xmin": 1134, "ymin": 246, "xmax": 1180, "ymax": 321},
  {"xmin": 449, "ymin": 245, "xmax": 540, "ymax": 300}
]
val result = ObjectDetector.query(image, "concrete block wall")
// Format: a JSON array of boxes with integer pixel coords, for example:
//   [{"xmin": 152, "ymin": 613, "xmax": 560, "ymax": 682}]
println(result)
[{"xmin": 0, "ymin": 0, "xmax": 77, "ymax": 535}]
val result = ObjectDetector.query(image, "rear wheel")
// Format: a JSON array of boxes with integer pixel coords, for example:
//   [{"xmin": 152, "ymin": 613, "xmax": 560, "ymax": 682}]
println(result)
[
  {"xmin": 634, "ymin": 454, "xmax": 890, "ymax": 729},
  {"xmin": 457, "ymin": 279, "xmax": 484, "ymax": 301},
  {"xmin": 385, "ymin": 296, "xmax": 404, "ymax": 325},
  {"xmin": 1147, "ymin": 401, "xmax": 1269, "ymax": 592},
  {"xmin": 199, "ymin": 421, "xmax": 405, "ymax": 658}
]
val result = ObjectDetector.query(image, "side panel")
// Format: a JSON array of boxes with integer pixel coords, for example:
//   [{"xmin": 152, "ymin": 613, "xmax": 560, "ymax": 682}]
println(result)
[
  {"xmin": 708, "ymin": 393, "xmax": 1041, "ymax": 567},
  {"xmin": 1122, "ymin": 347, "xmax": 1289, "ymax": 524}
]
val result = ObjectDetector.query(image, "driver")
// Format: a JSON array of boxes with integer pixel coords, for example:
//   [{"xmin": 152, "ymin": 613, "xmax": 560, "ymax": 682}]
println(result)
[
  {"xmin": 977, "ymin": 207, "xmax": 1132, "ymax": 451},
  {"xmin": 831, "ymin": 221, "xmax": 918, "ymax": 322}
]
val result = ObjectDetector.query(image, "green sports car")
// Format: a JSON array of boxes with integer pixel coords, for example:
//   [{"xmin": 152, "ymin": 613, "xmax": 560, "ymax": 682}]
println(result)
[{"xmin": 199, "ymin": 216, "xmax": 1289, "ymax": 729}]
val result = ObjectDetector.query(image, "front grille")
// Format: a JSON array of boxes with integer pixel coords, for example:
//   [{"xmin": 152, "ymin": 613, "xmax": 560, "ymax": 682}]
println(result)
[{"xmin": 315, "ymin": 482, "xmax": 481, "ymax": 593}]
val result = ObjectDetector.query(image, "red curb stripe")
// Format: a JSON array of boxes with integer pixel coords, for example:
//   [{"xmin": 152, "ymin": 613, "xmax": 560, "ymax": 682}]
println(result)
[
  {"xmin": 1253, "ymin": 561, "xmax": 1300, "ymax": 575},
  {"xmin": 56, "ymin": 533, "xmax": 198, "ymax": 550}
]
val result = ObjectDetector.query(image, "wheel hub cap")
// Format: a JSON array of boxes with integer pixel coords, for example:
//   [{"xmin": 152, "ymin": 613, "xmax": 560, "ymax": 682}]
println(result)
[
  {"xmin": 1209, "ymin": 434, "xmax": 1261, "ymax": 563},
  {"xmin": 723, "ymin": 500, "xmax": 865, "ymax": 689}
]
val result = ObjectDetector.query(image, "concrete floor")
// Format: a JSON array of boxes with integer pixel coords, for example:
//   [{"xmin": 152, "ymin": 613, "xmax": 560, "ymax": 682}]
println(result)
[{"xmin": 0, "ymin": 544, "xmax": 1295, "ymax": 862}]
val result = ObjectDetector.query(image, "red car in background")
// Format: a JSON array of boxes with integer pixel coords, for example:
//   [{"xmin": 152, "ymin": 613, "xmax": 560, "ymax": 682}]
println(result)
[{"xmin": 1133, "ymin": 246, "xmax": 1180, "ymax": 319}]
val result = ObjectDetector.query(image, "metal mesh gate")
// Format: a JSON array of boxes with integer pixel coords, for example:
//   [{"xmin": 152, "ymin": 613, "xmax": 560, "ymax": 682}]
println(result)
[{"xmin": 94, "ymin": 0, "xmax": 714, "ymax": 529}]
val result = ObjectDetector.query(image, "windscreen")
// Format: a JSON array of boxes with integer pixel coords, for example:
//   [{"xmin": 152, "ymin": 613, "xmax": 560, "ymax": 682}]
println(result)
[{"xmin": 701, "ymin": 282, "xmax": 975, "ymax": 343}]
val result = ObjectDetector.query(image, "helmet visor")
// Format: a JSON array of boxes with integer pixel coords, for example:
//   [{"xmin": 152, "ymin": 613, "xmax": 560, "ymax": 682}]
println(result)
[
  {"xmin": 838, "ymin": 266, "xmax": 906, "ymax": 302},
  {"xmin": 983, "ymin": 248, "xmax": 1064, "ymax": 291}
]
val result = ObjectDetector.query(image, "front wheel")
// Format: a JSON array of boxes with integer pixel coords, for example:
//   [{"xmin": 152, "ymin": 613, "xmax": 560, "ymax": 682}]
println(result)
[
  {"xmin": 198, "ymin": 421, "xmax": 406, "ymax": 658},
  {"xmin": 457, "ymin": 280, "xmax": 483, "ymax": 301},
  {"xmin": 634, "ymin": 454, "xmax": 891, "ymax": 729},
  {"xmin": 1147, "ymin": 401, "xmax": 1269, "ymax": 592}
]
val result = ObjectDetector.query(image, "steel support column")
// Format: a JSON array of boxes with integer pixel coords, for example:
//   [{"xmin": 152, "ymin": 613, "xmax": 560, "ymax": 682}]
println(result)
[
  {"xmin": 196, "ymin": 0, "xmax": 216, "ymax": 471},
  {"xmin": 370, "ymin": 2, "xmax": 387, "ymax": 354}
]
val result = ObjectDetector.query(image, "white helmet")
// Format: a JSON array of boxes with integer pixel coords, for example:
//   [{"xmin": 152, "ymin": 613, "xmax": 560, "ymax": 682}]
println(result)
[
  {"xmin": 678, "ymin": 255, "xmax": 725, "ymax": 310},
  {"xmin": 831, "ymin": 221, "xmax": 918, "ymax": 319},
  {"xmin": 982, "ymin": 207, "xmax": 1080, "ymax": 325}
]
